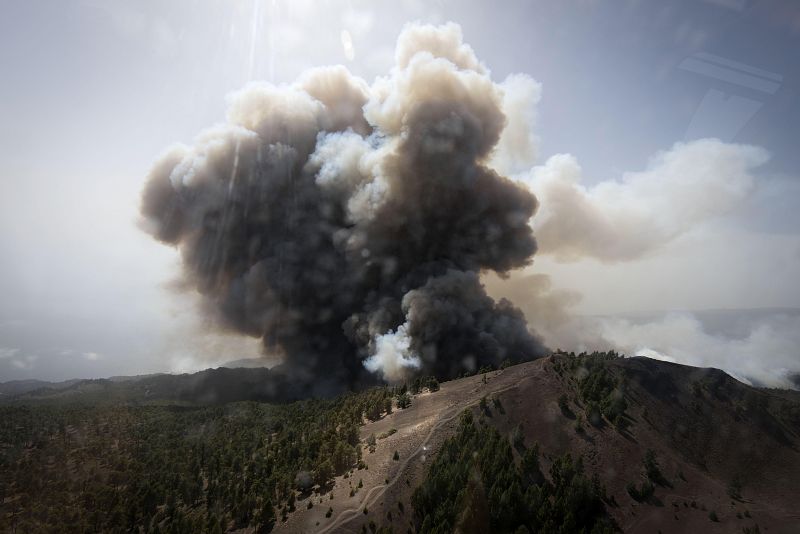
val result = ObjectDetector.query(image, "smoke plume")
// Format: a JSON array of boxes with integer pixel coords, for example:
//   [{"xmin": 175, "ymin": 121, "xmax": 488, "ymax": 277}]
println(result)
[
  {"xmin": 140, "ymin": 22, "xmax": 547, "ymax": 394},
  {"xmin": 525, "ymin": 139, "xmax": 769, "ymax": 262}
]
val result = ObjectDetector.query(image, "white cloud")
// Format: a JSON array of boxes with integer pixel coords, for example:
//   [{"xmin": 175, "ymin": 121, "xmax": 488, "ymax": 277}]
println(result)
[
  {"xmin": 489, "ymin": 74, "xmax": 542, "ymax": 176},
  {"xmin": 341, "ymin": 8, "xmax": 374, "ymax": 38},
  {"xmin": 0, "ymin": 347, "xmax": 20, "ymax": 359},
  {"xmin": 11, "ymin": 354, "xmax": 38, "ymax": 370},
  {"xmin": 486, "ymin": 269, "xmax": 800, "ymax": 388},
  {"xmin": 341, "ymin": 30, "xmax": 355, "ymax": 61},
  {"xmin": 523, "ymin": 138, "xmax": 769, "ymax": 262}
]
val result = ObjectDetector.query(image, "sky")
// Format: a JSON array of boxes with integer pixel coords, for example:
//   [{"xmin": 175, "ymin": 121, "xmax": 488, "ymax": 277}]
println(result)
[{"xmin": 1, "ymin": 0, "xmax": 798, "ymax": 384}]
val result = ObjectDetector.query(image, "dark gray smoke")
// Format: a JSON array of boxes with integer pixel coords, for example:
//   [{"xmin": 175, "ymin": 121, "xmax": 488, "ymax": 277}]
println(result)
[{"xmin": 140, "ymin": 22, "xmax": 547, "ymax": 395}]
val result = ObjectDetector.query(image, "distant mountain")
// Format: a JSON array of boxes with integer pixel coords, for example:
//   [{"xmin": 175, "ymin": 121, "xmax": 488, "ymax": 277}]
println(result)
[
  {"xmin": 0, "ymin": 366, "xmax": 304, "ymax": 405},
  {"xmin": 0, "ymin": 372, "xmax": 165, "ymax": 397},
  {"xmin": 0, "ymin": 360, "xmax": 272, "ymax": 398},
  {"xmin": 0, "ymin": 378, "xmax": 81, "ymax": 397},
  {"xmin": 220, "ymin": 357, "xmax": 273, "ymax": 369}
]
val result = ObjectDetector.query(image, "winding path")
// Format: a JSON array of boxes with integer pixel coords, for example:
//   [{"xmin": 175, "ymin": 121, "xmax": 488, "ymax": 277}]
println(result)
[{"xmin": 318, "ymin": 382, "xmax": 519, "ymax": 534}]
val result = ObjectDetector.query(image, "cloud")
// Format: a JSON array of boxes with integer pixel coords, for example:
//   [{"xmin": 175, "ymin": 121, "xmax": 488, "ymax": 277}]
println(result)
[
  {"xmin": 140, "ymin": 22, "xmax": 546, "ymax": 392},
  {"xmin": 524, "ymin": 138, "xmax": 770, "ymax": 262},
  {"xmin": 489, "ymin": 74, "xmax": 542, "ymax": 176},
  {"xmin": 0, "ymin": 347, "xmax": 20, "ymax": 359},
  {"xmin": 485, "ymin": 271, "xmax": 800, "ymax": 388},
  {"xmin": 341, "ymin": 30, "xmax": 355, "ymax": 61},
  {"xmin": 341, "ymin": 8, "xmax": 374, "ymax": 38},
  {"xmin": 11, "ymin": 354, "xmax": 38, "ymax": 370},
  {"xmin": 132, "ymin": 17, "xmax": 794, "ymax": 394},
  {"xmin": 482, "ymin": 271, "xmax": 581, "ymax": 350}
]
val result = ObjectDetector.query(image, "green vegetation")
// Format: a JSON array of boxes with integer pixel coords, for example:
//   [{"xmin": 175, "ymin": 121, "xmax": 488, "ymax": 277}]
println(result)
[
  {"xmin": 557, "ymin": 393, "xmax": 570, "ymax": 415},
  {"xmin": 428, "ymin": 378, "xmax": 440, "ymax": 392},
  {"xmin": 409, "ymin": 375, "xmax": 440, "ymax": 394},
  {"xmin": 643, "ymin": 449, "xmax": 671, "ymax": 487},
  {"xmin": 555, "ymin": 351, "xmax": 629, "ymax": 429},
  {"xmin": 626, "ymin": 449, "xmax": 669, "ymax": 503},
  {"xmin": 625, "ymin": 479, "xmax": 654, "ymax": 502},
  {"xmin": 378, "ymin": 428, "xmax": 396, "ymax": 439},
  {"xmin": 728, "ymin": 474, "xmax": 743, "ymax": 500},
  {"xmin": 397, "ymin": 392, "xmax": 412, "ymax": 409},
  {"xmin": 510, "ymin": 423, "xmax": 525, "ymax": 450},
  {"xmin": 411, "ymin": 409, "xmax": 614, "ymax": 533},
  {"xmin": 0, "ymin": 385, "xmax": 398, "ymax": 533}
]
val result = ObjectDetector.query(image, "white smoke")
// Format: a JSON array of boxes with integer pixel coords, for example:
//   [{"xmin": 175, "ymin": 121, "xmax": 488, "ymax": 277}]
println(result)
[
  {"xmin": 485, "ymin": 271, "xmax": 800, "ymax": 388},
  {"xmin": 363, "ymin": 324, "xmax": 421, "ymax": 382},
  {"xmin": 139, "ymin": 18, "xmax": 795, "ymax": 391},
  {"xmin": 489, "ymin": 74, "xmax": 542, "ymax": 176},
  {"xmin": 523, "ymin": 138, "xmax": 769, "ymax": 262},
  {"xmin": 142, "ymin": 21, "xmax": 545, "ymax": 390}
]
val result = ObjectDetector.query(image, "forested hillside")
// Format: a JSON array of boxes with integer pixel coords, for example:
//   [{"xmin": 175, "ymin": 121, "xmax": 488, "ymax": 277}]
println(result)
[
  {"xmin": 0, "ymin": 386, "xmax": 401, "ymax": 532},
  {"xmin": 3, "ymin": 354, "xmax": 800, "ymax": 533}
]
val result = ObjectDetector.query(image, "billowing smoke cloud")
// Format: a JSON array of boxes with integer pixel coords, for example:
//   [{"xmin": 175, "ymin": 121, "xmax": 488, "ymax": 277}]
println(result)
[
  {"xmin": 524, "ymin": 139, "xmax": 769, "ymax": 262},
  {"xmin": 489, "ymin": 74, "xmax": 542, "ymax": 177},
  {"xmin": 140, "ymin": 22, "xmax": 547, "ymax": 393}
]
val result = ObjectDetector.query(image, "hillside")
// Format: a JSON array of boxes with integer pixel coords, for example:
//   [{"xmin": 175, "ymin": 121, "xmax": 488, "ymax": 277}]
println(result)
[
  {"xmin": 0, "ymin": 367, "xmax": 300, "ymax": 406},
  {"xmin": 1, "ymin": 353, "xmax": 799, "ymax": 533},
  {"xmin": 283, "ymin": 354, "xmax": 800, "ymax": 534}
]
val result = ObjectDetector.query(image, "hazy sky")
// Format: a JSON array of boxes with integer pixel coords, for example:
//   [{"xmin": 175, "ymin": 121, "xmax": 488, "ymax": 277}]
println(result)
[{"xmin": 1, "ymin": 0, "xmax": 799, "ymax": 382}]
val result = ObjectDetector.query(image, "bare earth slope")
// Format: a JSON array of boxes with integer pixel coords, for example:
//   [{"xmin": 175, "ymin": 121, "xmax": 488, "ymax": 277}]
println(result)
[{"xmin": 277, "ymin": 355, "xmax": 800, "ymax": 534}]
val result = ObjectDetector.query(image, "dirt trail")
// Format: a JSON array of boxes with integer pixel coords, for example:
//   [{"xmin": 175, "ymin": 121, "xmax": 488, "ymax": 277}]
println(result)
[
  {"xmin": 280, "ymin": 355, "xmax": 800, "ymax": 534},
  {"xmin": 319, "ymin": 380, "xmax": 521, "ymax": 534}
]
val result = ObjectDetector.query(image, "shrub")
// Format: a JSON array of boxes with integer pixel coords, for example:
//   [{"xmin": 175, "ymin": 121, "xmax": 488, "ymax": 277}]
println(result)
[
  {"xmin": 644, "ymin": 450, "xmax": 670, "ymax": 487},
  {"xmin": 295, "ymin": 470, "xmax": 314, "ymax": 492},
  {"xmin": 574, "ymin": 414, "xmax": 584, "ymax": 433},
  {"xmin": 558, "ymin": 394, "xmax": 569, "ymax": 413},
  {"xmin": 427, "ymin": 377, "xmax": 440, "ymax": 392},
  {"xmin": 728, "ymin": 474, "xmax": 743, "ymax": 500},
  {"xmin": 378, "ymin": 428, "xmax": 396, "ymax": 439},
  {"xmin": 626, "ymin": 479, "xmax": 654, "ymax": 502},
  {"xmin": 510, "ymin": 424, "xmax": 524, "ymax": 450},
  {"xmin": 397, "ymin": 393, "xmax": 411, "ymax": 409}
]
